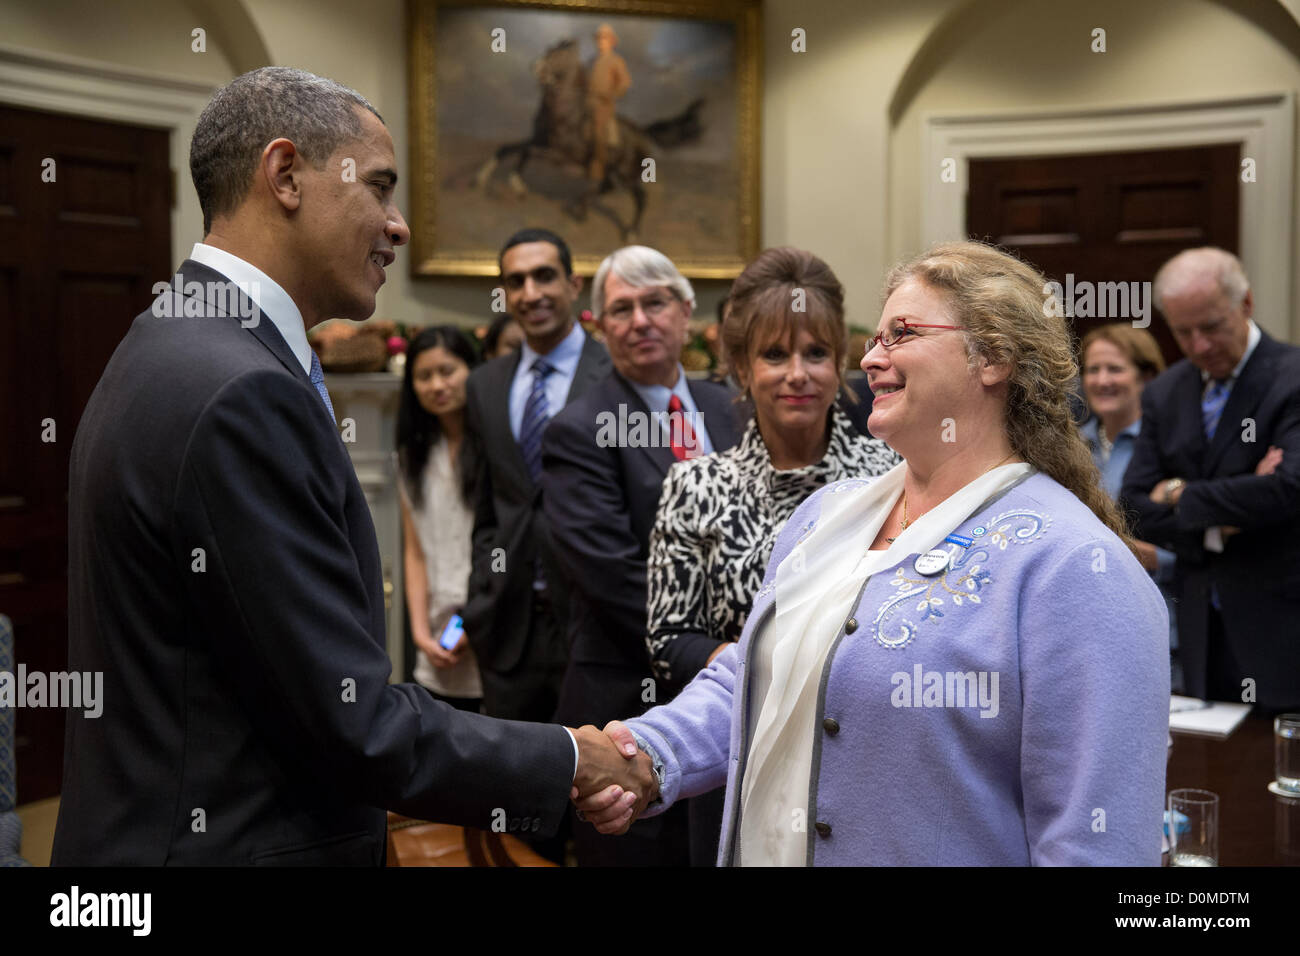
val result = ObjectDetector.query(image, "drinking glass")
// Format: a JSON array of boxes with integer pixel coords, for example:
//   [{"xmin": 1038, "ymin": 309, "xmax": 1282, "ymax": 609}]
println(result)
[
  {"xmin": 1168, "ymin": 788, "xmax": 1218, "ymax": 867},
  {"xmin": 1275, "ymin": 714, "xmax": 1300, "ymax": 793}
]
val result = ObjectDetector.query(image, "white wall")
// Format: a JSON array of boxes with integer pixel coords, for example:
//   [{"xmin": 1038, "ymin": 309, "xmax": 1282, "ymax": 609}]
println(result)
[
  {"xmin": 889, "ymin": 0, "xmax": 1300, "ymax": 336},
  {"xmin": 4, "ymin": 0, "xmax": 1298, "ymax": 337}
]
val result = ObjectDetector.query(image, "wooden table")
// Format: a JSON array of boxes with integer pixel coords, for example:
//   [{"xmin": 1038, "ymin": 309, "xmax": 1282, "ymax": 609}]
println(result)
[{"xmin": 1167, "ymin": 713, "xmax": 1300, "ymax": 866}]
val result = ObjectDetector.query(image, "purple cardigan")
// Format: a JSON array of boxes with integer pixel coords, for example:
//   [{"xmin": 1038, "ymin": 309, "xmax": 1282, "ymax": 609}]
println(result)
[{"xmin": 626, "ymin": 472, "xmax": 1170, "ymax": 865}]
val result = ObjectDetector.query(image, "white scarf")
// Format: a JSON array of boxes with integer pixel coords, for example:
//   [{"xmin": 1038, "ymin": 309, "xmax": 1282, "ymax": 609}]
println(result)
[{"xmin": 738, "ymin": 461, "xmax": 1035, "ymax": 866}]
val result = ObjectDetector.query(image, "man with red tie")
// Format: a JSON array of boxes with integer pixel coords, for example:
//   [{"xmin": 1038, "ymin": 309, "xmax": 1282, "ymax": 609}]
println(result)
[{"xmin": 541, "ymin": 245, "xmax": 743, "ymax": 865}]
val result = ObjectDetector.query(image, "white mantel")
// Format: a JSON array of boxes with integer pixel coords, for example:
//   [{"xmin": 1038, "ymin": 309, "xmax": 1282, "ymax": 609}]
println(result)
[{"xmin": 323, "ymin": 371, "xmax": 405, "ymax": 680}]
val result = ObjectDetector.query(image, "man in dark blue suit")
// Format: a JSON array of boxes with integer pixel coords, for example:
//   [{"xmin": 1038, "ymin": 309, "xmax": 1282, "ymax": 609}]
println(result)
[
  {"xmin": 52, "ymin": 67, "xmax": 653, "ymax": 865},
  {"xmin": 1122, "ymin": 247, "xmax": 1300, "ymax": 713},
  {"xmin": 461, "ymin": 229, "xmax": 613, "ymax": 724},
  {"xmin": 542, "ymin": 246, "xmax": 743, "ymax": 865}
]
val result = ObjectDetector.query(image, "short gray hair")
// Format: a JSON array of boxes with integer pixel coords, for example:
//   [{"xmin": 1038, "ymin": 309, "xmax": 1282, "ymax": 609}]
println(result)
[
  {"xmin": 592, "ymin": 245, "xmax": 695, "ymax": 318},
  {"xmin": 1153, "ymin": 246, "xmax": 1250, "ymax": 311},
  {"xmin": 190, "ymin": 67, "xmax": 383, "ymax": 233}
]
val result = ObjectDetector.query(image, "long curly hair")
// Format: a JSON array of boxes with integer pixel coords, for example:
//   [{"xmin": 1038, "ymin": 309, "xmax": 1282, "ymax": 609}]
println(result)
[{"xmin": 882, "ymin": 241, "xmax": 1132, "ymax": 545}]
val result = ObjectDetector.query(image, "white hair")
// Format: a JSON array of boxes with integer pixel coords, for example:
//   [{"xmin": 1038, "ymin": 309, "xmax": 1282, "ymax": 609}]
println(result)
[
  {"xmin": 1153, "ymin": 246, "xmax": 1250, "ymax": 311},
  {"xmin": 592, "ymin": 245, "xmax": 695, "ymax": 317}
]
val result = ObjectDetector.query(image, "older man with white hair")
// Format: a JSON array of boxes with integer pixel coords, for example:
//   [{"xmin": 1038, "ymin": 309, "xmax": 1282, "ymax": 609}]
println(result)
[
  {"xmin": 541, "ymin": 245, "xmax": 744, "ymax": 864},
  {"xmin": 1122, "ymin": 246, "xmax": 1300, "ymax": 712}
]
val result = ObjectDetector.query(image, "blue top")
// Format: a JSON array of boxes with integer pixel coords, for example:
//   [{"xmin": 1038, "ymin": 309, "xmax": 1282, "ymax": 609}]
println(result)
[{"xmin": 626, "ymin": 472, "xmax": 1170, "ymax": 865}]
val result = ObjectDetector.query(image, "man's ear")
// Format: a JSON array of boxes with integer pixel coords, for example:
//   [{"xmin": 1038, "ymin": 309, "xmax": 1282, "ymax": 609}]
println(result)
[
  {"xmin": 567, "ymin": 271, "xmax": 584, "ymax": 299},
  {"xmin": 979, "ymin": 356, "xmax": 1012, "ymax": 387},
  {"xmin": 262, "ymin": 138, "xmax": 302, "ymax": 213},
  {"xmin": 1240, "ymin": 289, "xmax": 1254, "ymax": 320}
]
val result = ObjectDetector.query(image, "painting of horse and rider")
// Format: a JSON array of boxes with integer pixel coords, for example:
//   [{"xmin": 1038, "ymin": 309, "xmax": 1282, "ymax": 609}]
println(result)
[{"xmin": 409, "ymin": 0, "xmax": 761, "ymax": 277}]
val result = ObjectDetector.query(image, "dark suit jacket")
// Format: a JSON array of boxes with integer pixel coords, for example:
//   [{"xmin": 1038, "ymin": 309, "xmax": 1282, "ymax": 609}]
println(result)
[
  {"xmin": 541, "ymin": 371, "xmax": 743, "ymax": 728},
  {"xmin": 1121, "ymin": 330, "xmax": 1300, "ymax": 710},
  {"xmin": 462, "ymin": 333, "xmax": 611, "ymax": 677},
  {"xmin": 52, "ymin": 260, "xmax": 573, "ymax": 865}
]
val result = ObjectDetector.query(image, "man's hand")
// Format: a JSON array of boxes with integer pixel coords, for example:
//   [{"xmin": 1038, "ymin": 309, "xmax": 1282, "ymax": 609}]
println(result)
[
  {"xmin": 1150, "ymin": 478, "xmax": 1186, "ymax": 506},
  {"xmin": 1256, "ymin": 445, "xmax": 1284, "ymax": 476},
  {"xmin": 569, "ymin": 721, "xmax": 657, "ymax": 835}
]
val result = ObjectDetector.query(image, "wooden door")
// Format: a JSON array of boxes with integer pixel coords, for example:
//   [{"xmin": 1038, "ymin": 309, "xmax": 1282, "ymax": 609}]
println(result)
[
  {"xmin": 967, "ymin": 144, "xmax": 1241, "ymax": 366},
  {"xmin": 0, "ymin": 104, "xmax": 171, "ymax": 802}
]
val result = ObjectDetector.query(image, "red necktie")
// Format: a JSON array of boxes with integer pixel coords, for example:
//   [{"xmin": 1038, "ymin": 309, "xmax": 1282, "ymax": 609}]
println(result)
[{"xmin": 668, "ymin": 394, "xmax": 699, "ymax": 461}]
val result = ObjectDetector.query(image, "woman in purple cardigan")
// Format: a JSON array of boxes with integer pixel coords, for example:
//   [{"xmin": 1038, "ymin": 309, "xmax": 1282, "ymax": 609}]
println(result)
[{"xmin": 575, "ymin": 241, "xmax": 1170, "ymax": 865}]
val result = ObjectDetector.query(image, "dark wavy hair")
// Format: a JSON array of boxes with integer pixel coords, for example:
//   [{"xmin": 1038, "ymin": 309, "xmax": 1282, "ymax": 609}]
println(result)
[{"xmin": 396, "ymin": 325, "xmax": 481, "ymax": 508}]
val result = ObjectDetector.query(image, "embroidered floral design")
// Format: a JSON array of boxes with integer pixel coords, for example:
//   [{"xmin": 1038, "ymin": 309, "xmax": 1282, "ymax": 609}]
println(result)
[{"xmin": 871, "ymin": 510, "xmax": 1048, "ymax": 648}]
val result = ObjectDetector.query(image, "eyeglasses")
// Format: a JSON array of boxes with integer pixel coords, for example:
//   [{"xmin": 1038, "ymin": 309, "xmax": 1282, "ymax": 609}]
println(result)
[
  {"xmin": 869, "ymin": 317, "xmax": 962, "ymax": 351},
  {"xmin": 604, "ymin": 292, "xmax": 680, "ymax": 322}
]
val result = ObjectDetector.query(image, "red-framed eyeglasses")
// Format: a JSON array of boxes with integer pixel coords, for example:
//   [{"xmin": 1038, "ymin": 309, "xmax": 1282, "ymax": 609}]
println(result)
[{"xmin": 869, "ymin": 318, "xmax": 962, "ymax": 351}]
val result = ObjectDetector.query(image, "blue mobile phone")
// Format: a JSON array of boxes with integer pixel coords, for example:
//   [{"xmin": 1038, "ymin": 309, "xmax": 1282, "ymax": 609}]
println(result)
[{"xmin": 438, "ymin": 613, "xmax": 465, "ymax": 651}]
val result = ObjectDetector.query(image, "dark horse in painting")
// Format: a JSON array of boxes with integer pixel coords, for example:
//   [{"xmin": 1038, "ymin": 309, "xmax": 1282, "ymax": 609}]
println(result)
[{"xmin": 473, "ymin": 39, "xmax": 704, "ymax": 243}]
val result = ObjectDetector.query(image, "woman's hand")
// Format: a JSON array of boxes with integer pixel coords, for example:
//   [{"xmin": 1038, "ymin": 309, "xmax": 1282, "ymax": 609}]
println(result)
[{"xmin": 413, "ymin": 627, "xmax": 458, "ymax": 669}]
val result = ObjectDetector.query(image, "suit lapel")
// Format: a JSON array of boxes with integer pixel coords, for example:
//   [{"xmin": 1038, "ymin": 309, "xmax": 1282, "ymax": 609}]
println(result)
[
  {"xmin": 689, "ymin": 378, "xmax": 742, "ymax": 452},
  {"xmin": 1205, "ymin": 335, "xmax": 1275, "ymax": 475},
  {"xmin": 611, "ymin": 372, "xmax": 678, "ymax": 475},
  {"xmin": 174, "ymin": 259, "xmax": 308, "ymax": 385},
  {"xmin": 1175, "ymin": 364, "xmax": 1210, "ymax": 478},
  {"xmin": 486, "ymin": 350, "xmax": 532, "ymax": 489},
  {"xmin": 564, "ymin": 335, "xmax": 610, "ymax": 406}
]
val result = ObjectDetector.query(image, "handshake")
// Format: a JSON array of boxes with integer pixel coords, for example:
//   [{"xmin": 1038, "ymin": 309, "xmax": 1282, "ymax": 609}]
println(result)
[{"xmin": 567, "ymin": 721, "xmax": 657, "ymax": 835}]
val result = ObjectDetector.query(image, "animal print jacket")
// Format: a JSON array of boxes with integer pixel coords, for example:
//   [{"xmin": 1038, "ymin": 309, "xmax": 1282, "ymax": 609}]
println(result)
[{"xmin": 646, "ymin": 404, "xmax": 899, "ymax": 691}]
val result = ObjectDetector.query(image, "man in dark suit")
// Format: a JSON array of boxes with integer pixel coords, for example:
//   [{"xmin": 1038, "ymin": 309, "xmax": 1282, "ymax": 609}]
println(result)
[
  {"xmin": 52, "ymin": 68, "xmax": 651, "ymax": 865},
  {"xmin": 462, "ymin": 229, "xmax": 612, "ymax": 723},
  {"xmin": 1122, "ymin": 247, "xmax": 1300, "ymax": 713},
  {"xmin": 541, "ymin": 246, "xmax": 742, "ymax": 865}
]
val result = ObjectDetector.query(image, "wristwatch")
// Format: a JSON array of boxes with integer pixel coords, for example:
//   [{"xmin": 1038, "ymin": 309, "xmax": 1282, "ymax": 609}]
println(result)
[{"xmin": 1163, "ymin": 478, "xmax": 1185, "ymax": 502}]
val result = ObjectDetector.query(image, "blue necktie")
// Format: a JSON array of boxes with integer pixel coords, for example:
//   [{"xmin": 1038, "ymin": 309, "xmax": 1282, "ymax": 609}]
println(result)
[
  {"xmin": 309, "ymin": 351, "xmax": 336, "ymax": 423},
  {"xmin": 1201, "ymin": 379, "xmax": 1230, "ymax": 441},
  {"xmin": 519, "ymin": 358, "xmax": 555, "ymax": 482}
]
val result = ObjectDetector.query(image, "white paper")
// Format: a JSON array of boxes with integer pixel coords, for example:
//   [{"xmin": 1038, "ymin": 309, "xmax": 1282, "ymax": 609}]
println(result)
[{"xmin": 1169, "ymin": 694, "xmax": 1251, "ymax": 738}]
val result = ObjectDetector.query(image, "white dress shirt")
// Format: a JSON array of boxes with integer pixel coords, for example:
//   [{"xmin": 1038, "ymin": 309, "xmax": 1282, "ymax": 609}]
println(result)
[
  {"xmin": 626, "ymin": 364, "xmax": 715, "ymax": 456},
  {"xmin": 508, "ymin": 321, "xmax": 587, "ymax": 440},
  {"xmin": 188, "ymin": 242, "xmax": 313, "ymax": 376}
]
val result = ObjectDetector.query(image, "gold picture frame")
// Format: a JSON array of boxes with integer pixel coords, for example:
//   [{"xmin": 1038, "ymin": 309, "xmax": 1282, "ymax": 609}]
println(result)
[{"xmin": 407, "ymin": 0, "xmax": 761, "ymax": 278}]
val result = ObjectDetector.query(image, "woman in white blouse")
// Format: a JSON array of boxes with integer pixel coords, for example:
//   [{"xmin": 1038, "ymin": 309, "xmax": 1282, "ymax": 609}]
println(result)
[{"xmin": 396, "ymin": 326, "xmax": 484, "ymax": 711}]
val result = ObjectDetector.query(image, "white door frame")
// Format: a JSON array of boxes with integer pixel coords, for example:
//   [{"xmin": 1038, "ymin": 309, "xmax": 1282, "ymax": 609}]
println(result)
[
  {"xmin": 922, "ymin": 93, "xmax": 1295, "ymax": 340},
  {"xmin": 0, "ymin": 42, "xmax": 216, "ymax": 266}
]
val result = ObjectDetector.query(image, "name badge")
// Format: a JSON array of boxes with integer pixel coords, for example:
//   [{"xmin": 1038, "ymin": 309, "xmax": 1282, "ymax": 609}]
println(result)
[
  {"xmin": 944, "ymin": 533, "xmax": 974, "ymax": 549},
  {"xmin": 913, "ymin": 549, "xmax": 951, "ymax": 576}
]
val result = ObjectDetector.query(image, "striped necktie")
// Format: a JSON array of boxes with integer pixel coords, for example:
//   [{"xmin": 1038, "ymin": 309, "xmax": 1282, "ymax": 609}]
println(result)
[
  {"xmin": 309, "ymin": 352, "xmax": 336, "ymax": 423},
  {"xmin": 1201, "ymin": 378, "xmax": 1231, "ymax": 441},
  {"xmin": 519, "ymin": 357, "xmax": 555, "ymax": 482}
]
